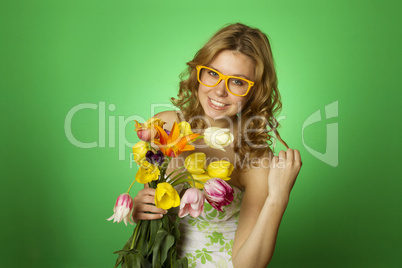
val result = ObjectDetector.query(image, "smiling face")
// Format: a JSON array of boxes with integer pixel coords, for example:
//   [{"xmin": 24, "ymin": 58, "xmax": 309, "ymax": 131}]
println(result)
[{"xmin": 198, "ymin": 50, "xmax": 255, "ymax": 126}]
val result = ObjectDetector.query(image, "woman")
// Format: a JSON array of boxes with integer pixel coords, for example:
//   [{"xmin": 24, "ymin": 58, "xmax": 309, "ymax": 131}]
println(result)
[{"xmin": 133, "ymin": 23, "xmax": 302, "ymax": 267}]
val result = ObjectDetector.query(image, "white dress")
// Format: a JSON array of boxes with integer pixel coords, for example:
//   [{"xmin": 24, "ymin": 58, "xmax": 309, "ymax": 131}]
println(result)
[{"xmin": 176, "ymin": 187, "xmax": 244, "ymax": 268}]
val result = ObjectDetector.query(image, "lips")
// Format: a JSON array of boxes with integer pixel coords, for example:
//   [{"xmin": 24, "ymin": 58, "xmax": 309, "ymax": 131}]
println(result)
[{"xmin": 208, "ymin": 97, "xmax": 229, "ymax": 110}]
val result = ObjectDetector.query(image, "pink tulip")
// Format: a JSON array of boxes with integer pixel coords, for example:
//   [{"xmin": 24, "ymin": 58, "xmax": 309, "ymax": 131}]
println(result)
[
  {"xmin": 137, "ymin": 129, "xmax": 157, "ymax": 142},
  {"xmin": 107, "ymin": 193, "xmax": 134, "ymax": 226},
  {"xmin": 179, "ymin": 188, "xmax": 205, "ymax": 218},
  {"xmin": 134, "ymin": 118, "xmax": 164, "ymax": 142},
  {"xmin": 203, "ymin": 178, "xmax": 234, "ymax": 212}
]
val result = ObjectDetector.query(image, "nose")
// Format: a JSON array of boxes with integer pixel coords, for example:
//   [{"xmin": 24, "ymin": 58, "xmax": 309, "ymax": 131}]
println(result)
[{"xmin": 214, "ymin": 80, "xmax": 228, "ymax": 97}]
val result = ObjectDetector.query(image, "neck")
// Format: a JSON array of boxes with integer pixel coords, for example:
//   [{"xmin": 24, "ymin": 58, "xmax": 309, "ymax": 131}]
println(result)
[{"xmin": 205, "ymin": 114, "xmax": 239, "ymax": 131}]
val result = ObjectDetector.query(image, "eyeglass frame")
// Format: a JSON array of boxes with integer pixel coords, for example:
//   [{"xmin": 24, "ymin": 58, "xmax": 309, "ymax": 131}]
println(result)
[{"xmin": 196, "ymin": 65, "xmax": 255, "ymax": 97}]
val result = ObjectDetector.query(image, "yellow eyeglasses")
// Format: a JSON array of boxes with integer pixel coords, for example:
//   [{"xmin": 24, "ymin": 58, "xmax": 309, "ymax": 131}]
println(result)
[{"xmin": 196, "ymin": 65, "xmax": 254, "ymax": 97}]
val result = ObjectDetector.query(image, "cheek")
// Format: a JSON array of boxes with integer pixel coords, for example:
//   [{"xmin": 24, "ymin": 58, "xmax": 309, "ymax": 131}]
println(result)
[
  {"xmin": 232, "ymin": 96, "xmax": 247, "ymax": 109},
  {"xmin": 198, "ymin": 84, "xmax": 210, "ymax": 95}
]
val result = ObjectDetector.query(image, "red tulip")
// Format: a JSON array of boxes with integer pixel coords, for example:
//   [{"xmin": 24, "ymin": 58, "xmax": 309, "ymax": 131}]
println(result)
[
  {"xmin": 107, "ymin": 193, "xmax": 134, "ymax": 226},
  {"xmin": 203, "ymin": 178, "xmax": 234, "ymax": 212}
]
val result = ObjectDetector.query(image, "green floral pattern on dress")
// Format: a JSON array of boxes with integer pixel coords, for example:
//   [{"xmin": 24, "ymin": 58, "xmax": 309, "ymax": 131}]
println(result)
[{"xmin": 177, "ymin": 187, "xmax": 244, "ymax": 267}]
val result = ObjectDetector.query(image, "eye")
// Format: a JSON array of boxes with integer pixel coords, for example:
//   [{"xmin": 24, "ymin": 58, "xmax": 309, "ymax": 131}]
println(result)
[
  {"xmin": 232, "ymin": 79, "xmax": 244, "ymax": 86},
  {"xmin": 208, "ymin": 70, "xmax": 219, "ymax": 77}
]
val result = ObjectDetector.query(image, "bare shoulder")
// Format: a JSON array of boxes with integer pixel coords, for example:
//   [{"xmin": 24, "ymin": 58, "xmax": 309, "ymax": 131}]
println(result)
[
  {"xmin": 238, "ymin": 148, "xmax": 273, "ymax": 191},
  {"xmin": 153, "ymin": 110, "xmax": 181, "ymax": 129}
]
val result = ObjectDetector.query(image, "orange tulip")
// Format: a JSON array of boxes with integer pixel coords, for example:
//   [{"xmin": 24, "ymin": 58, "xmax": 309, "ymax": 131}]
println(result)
[{"xmin": 153, "ymin": 122, "xmax": 200, "ymax": 157}]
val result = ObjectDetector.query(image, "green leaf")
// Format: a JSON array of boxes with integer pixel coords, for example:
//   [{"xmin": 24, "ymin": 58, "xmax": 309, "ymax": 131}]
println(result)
[
  {"xmin": 204, "ymin": 203, "xmax": 213, "ymax": 211},
  {"xmin": 218, "ymin": 210, "xmax": 226, "ymax": 220},
  {"xmin": 114, "ymin": 256, "xmax": 123, "ymax": 268},
  {"xmin": 160, "ymin": 234, "xmax": 175, "ymax": 265},
  {"xmin": 172, "ymin": 215, "xmax": 181, "ymax": 241},
  {"xmin": 205, "ymin": 254, "xmax": 212, "ymax": 262},
  {"xmin": 113, "ymin": 249, "xmax": 134, "ymax": 255},
  {"xmin": 115, "ymin": 213, "xmax": 187, "ymax": 267},
  {"xmin": 201, "ymin": 256, "xmax": 206, "ymax": 264},
  {"xmin": 173, "ymin": 257, "xmax": 189, "ymax": 268},
  {"xmin": 135, "ymin": 220, "xmax": 150, "ymax": 257},
  {"xmin": 124, "ymin": 253, "xmax": 137, "ymax": 267},
  {"xmin": 162, "ymin": 213, "xmax": 170, "ymax": 227},
  {"xmin": 114, "ymin": 249, "xmax": 138, "ymax": 268},
  {"xmin": 206, "ymin": 209, "xmax": 217, "ymax": 219},
  {"xmin": 147, "ymin": 219, "xmax": 162, "ymax": 256},
  {"xmin": 212, "ymin": 231, "xmax": 223, "ymax": 238},
  {"xmin": 134, "ymin": 253, "xmax": 152, "ymax": 268},
  {"xmin": 114, "ymin": 230, "xmax": 135, "ymax": 268},
  {"xmin": 152, "ymin": 228, "xmax": 169, "ymax": 265}
]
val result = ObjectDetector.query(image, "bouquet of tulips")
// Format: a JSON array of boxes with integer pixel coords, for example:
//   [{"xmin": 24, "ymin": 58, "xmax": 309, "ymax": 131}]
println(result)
[{"xmin": 108, "ymin": 117, "xmax": 236, "ymax": 268}]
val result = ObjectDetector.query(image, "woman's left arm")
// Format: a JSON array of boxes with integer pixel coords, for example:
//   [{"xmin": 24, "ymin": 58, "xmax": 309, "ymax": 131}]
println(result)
[{"xmin": 232, "ymin": 148, "xmax": 302, "ymax": 267}]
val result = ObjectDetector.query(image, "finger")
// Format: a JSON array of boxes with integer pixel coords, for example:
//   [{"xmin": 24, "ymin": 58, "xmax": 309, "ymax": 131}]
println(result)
[
  {"xmin": 134, "ymin": 195, "xmax": 156, "ymax": 205},
  {"xmin": 286, "ymin": 148, "xmax": 294, "ymax": 164},
  {"xmin": 294, "ymin": 149, "xmax": 302, "ymax": 165},
  {"xmin": 135, "ymin": 204, "xmax": 166, "ymax": 214},
  {"xmin": 270, "ymin": 155, "xmax": 278, "ymax": 167},
  {"xmin": 138, "ymin": 187, "xmax": 156, "ymax": 196},
  {"xmin": 136, "ymin": 212, "xmax": 165, "ymax": 221},
  {"xmin": 278, "ymin": 150, "xmax": 286, "ymax": 161}
]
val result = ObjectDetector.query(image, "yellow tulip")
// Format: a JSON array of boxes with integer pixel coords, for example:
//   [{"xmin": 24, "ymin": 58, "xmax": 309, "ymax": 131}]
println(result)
[
  {"xmin": 189, "ymin": 174, "xmax": 212, "ymax": 189},
  {"xmin": 132, "ymin": 141, "xmax": 149, "ymax": 165},
  {"xmin": 184, "ymin": 153, "xmax": 206, "ymax": 174},
  {"xmin": 135, "ymin": 161, "xmax": 160, "ymax": 184},
  {"xmin": 154, "ymin": 182, "xmax": 180, "ymax": 210},
  {"xmin": 178, "ymin": 121, "xmax": 193, "ymax": 137},
  {"xmin": 207, "ymin": 160, "xmax": 234, "ymax": 180}
]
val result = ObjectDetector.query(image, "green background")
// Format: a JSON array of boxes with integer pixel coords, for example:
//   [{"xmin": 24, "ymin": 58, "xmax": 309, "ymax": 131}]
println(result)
[{"xmin": 1, "ymin": 0, "xmax": 401, "ymax": 267}]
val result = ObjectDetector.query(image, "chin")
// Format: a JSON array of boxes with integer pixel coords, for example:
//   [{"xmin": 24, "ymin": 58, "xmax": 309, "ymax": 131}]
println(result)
[{"xmin": 203, "ymin": 106, "xmax": 237, "ymax": 121}]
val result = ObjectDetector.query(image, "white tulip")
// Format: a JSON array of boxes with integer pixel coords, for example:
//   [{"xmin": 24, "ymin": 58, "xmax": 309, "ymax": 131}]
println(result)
[{"xmin": 203, "ymin": 127, "xmax": 234, "ymax": 151}]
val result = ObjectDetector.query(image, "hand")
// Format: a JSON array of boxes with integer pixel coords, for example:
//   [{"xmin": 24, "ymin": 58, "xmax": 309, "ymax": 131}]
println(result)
[
  {"xmin": 132, "ymin": 186, "xmax": 167, "ymax": 223},
  {"xmin": 268, "ymin": 148, "xmax": 302, "ymax": 202}
]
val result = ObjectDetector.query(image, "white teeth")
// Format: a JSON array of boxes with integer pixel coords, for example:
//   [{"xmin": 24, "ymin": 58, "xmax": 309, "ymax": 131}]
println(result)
[{"xmin": 210, "ymin": 99, "xmax": 226, "ymax": 107}]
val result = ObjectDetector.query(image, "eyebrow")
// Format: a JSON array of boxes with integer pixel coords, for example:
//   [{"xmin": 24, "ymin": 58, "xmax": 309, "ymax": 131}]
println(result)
[{"xmin": 209, "ymin": 65, "xmax": 251, "ymax": 80}]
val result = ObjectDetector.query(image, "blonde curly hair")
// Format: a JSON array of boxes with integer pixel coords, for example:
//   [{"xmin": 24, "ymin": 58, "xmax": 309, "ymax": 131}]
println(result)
[{"xmin": 171, "ymin": 23, "xmax": 287, "ymax": 166}]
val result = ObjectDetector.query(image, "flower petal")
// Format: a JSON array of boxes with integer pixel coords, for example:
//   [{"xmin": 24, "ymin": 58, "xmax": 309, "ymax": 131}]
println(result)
[{"xmin": 169, "ymin": 122, "xmax": 180, "ymax": 143}]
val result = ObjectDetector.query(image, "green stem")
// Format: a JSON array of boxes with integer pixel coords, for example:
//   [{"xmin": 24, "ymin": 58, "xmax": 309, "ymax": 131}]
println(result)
[
  {"xmin": 130, "ymin": 220, "xmax": 142, "ymax": 249},
  {"xmin": 149, "ymin": 180, "xmax": 157, "ymax": 189},
  {"xmin": 170, "ymin": 178, "xmax": 188, "ymax": 187},
  {"xmin": 191, "ymin": 135, "xmax": 204, "ymax": 142},
  {"xmin": 126, "ymin": 179, "xmax": 137, "ymax": 194},
  {"xmin": 165, "ymin": 165, "xmax": 186, "ymax": 180},
  {"xmin": 160, "ymin": 156, "xmax": 172, "ymax": 182},
  {"xmin": 188, "ymin": 172, "xmax": 197, "ymax": 189},
  {"xmin": 171, "ymin": 177, "xmax": 204, "ymax": 187},
  {"xmin": 168, "ymin": 172, "xmax": 188, "ymax": 184}
]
